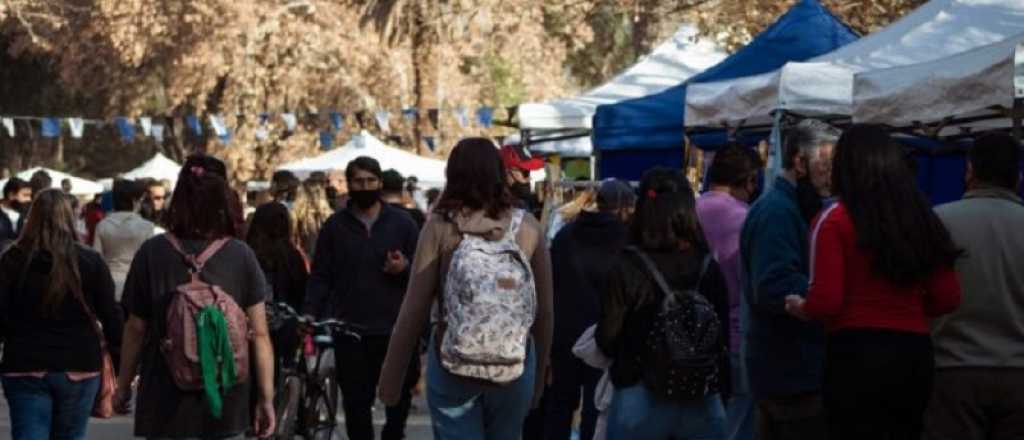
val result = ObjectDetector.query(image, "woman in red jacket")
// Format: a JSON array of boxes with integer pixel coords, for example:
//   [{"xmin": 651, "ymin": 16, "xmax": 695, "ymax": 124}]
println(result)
[{"xmin": 785, "ymin": 124, "xmax": 961, "ymax": 440}]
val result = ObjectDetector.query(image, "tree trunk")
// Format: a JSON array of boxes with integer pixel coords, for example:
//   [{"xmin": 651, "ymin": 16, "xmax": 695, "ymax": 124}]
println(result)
[
  {"xmin": 411, "ymin": 0, "xmax": 438, "ymax": 156},
  {"xmin": 631, "ymin": 0, "xmax": 659, "ymax": 60}
]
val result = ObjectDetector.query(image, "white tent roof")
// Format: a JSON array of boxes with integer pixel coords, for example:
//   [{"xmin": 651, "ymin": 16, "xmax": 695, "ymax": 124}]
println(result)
[
  {"xmin": 0, "ymin": 167, "xmax": 103, "ymax": 196},
  {"xmin": 853, "ymin": 34, "xmax": 1024, "ymax": 126},
  {"xmin": 686, "ymin": 0, "xmax": 1024, "ymax": 127},
  {"xmin": 520, "ymin": 24, "xmax": 725, "ymax": 155},
  {"xmin": 121, "ymin": 153, "xmax": 182, "ymax": 186},
  {"xmin": 279, "ymin": 131, "xmax": 449, "ymax": 187}
]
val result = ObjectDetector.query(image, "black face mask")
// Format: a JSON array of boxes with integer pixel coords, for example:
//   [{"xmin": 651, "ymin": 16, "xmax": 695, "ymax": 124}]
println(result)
[
  {"xmin": 349, "ymin": 189, "xmax": 381, "ymax": 209},
  {"xmin": 511, "ymin": 183, "xmax": 532, "ymax": 199}
]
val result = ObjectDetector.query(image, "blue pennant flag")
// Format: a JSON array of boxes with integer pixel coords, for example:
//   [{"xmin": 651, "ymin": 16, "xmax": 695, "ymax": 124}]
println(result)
[
  {"xmin": 209, "ymin": 115, "xmax": 231, "ymax": 143},
  {"xmin": 40, "ymin": 118, "xmax": 61, "ymax": 138},
  {"xmin": 259, "ymin": 113, "xmax": 271, "ymax": 125},
  {"xmin": 329, "ymin": 112, "xmax": 344, "ymax": 131},
  {"xmin": 115, "ymin": 117, "xmax": 136, "ymax": 141},
  {"xmin": 320, "ymin": 130, "xmax": 335, "ymax": 150},
  {"xmin": 476, "ymin": 107, "xmax": 494, "ymax": 128},
  {"xmin": 402, "ymin": 108, "xmax": 418, "ymax": 121},
  {"xmin": 185, "ymin": 115, "xmax": 202, "ymax": 136},
  {"xmin": 423, "ymin": 136, "xmax": 436, "ymax": 152}
]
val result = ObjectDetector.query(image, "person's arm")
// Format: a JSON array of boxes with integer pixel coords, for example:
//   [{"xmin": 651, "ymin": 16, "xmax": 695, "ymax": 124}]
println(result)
[
  {"xmin": 89, "ymin": 254, "xmax": 124, "ymax": 352},
  {"xmin": 92, "ymin": 225, "xmax": 105, "ymax": 255},
  {"xmin": 115, "ymin": 243, "xmax": 152, "ymax": 412},
  {"xmin": 528, "ymin": 216, "xmax": 554, "ymax": 408},
  {"xmin": 801, "ymin": 213, "xmax": 846, "ymax": 321},
  {"xmin": 247, "ymin": 302, "xmax": 276, "ymax": 436},
  {"xmin": 304, "ymin": 217, "xmax": 336, "ymax": 318},
  {"xmin": 744, "ymin": 207, "xmax": 809, "ymax": 316},
  {"xmin": 924, "ymin": 265, "xmax": 961, "ymax": 317},
  {"xmin": 378, "ymin": 218, "xmax": 443, "ymax": 405},
  {"xmin": 595, "ymin": 257, "xmax": 632, "ymax": 361}
]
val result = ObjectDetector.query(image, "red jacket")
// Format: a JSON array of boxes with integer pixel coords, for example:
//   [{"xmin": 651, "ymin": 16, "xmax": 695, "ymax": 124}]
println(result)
[{"xmin": 804, "ymin": 203, "xmax": 960, "ymax": 333}]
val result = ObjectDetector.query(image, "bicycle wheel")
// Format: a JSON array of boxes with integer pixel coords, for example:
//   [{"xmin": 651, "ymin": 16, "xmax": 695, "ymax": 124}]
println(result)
[
  {"xmin": 303, "ymin": 367, "xmax": 341, "ymax": 440},
  {"xmin": 274, "ymin": 374, "xmax": 302, "ymax": 440}
]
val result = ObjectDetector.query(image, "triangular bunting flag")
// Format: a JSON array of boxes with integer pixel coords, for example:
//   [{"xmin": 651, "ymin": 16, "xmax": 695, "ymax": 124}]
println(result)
[
  {"xmin": 68, "ymin": 118, "xmax": 85, "ymax": 139},
  {"xmin": 375, "ymin": 110, "xmax": 391, "ymax": 133},
  {"xmin": 320, "ymin": 131, "xmax": 335, "ymax": 150},
  {"xmin": 423, "ymin": 136, "xmax": 436, "ymax": 152},
  {"xmin": 476, "ymin": 107, "xmax": 494, "ymax": 128},
  {"xmin": 427, "ymin": 109, "xmax": 439, "ymax": 130},
  {"xmin": 402, "ymin": 108, "xmax": 418, "ymax": 121},
  {"xmin": 139, "ymin": 117, "xmax": 153, "ymax": 137},
  {"xmin": 115, "ymin": 117, "xmax": 136, "ymax": 141},
  {"xmin": 185, "ymin": 115, "xmax": 203, "ymax": 136},
  {"xmin": 152, "ymin": 124, "xmax": 165, "ymax": 143},
  {"xmin": 41, "ymin": 118, "xmax": 62, "ymax": 138},
  {"xmin": 355, "ymin": 111, "xmax": 367, "ymax": 129},
  {"xmin": 209, "ymin": 115, "xmax": 231, "ymax": 143},
  {"xmin": 281, "ymin": 113, "xmax": 298, "ymax": 132},
  {"xmin": 329, "ymin": 112, "xmax": 344, "ymax": 131},
  {"xmin": 1, "ymin": 118, "xmax": 14, "ymax": 137},
  {"xmin": 454, "ymin": 107, "xmax": 470, "ymax": 128},
  {"xmin": 255, "ymin": 113, "xmax": 270, "ymax": 140}
]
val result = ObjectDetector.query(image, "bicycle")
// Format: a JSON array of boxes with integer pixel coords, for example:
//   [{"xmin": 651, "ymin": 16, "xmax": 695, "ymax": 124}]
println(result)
[{"xmin": 268, "ymin": 302, "xmax": 361, "ymax": 440}]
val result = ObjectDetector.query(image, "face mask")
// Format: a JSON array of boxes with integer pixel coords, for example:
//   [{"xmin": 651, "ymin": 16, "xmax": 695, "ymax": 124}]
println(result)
[
  {"xmin": 349, "ymin": 189, "xmax": 381, "ymax": 209},
  {"xmin": 512, "ymin": 183, "xmax": 532, "ymax": 199}
]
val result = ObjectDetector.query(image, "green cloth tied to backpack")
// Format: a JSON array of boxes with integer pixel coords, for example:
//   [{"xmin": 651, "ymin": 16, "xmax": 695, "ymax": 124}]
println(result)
[{"xmin": 195, "ymin": 306, "xmax": 238, "ymax": 419}]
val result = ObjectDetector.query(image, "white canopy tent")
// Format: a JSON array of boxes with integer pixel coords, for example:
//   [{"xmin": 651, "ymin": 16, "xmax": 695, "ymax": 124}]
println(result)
[
  {"xmin": 0, "ymin": 167, "xmax": 103, "ymax": 196},
  {"xmin": 686, "ymin": 0, "xmax": 1024, "ymax": 127},
  {"xmin": 121, "ymin": 153, "xmax": 182, "ymax": 187},
  {"xmin": 853, "ymin": 35, "xmax": 1024, "ymax": 128},
  {"xmin": 519, "ymin": 24, "xmax": 725, "ymax": 156},
  {"xmin": 279, "ymin": 131, "xmax": 449, "ymax": 187}
]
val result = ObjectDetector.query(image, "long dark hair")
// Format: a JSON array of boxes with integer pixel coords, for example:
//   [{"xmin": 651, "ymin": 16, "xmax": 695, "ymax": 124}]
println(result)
[
  {"xmin": 15, "ymin": 189, "xmax": 82, "ymax": 312},
  {"xmin": 434, "ymin": 138, "xmax": 514, "ymax": 219},
  {"xmin": 166, "ymin": 154, "xmax": 237, "ymax": 240},
  {"xmin": 832, "ymin": 125, "xmax": 960, "ymax": 285},
  {"xmin": 633, "ymin": 167, "xmax": 707, "ymax": 253},
  {"xmin": 246, "ymin": 202, "xmax": 295, "ymax": 273}
]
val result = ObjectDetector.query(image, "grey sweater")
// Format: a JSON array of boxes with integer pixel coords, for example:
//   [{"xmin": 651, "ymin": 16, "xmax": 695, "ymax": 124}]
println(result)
[{"xmin": 934, "ymin": 188, "xmax": 1024, "ymax": 368}]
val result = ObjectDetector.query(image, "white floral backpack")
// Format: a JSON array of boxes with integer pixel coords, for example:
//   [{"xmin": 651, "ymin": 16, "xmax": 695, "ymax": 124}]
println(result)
[{"xmin": 439, "ymin": 209, "xmax": 536, "ymax": 383}]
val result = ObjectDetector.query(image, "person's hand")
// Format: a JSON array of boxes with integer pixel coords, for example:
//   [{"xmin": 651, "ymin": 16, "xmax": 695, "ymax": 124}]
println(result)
[
  {"xmin": 382, "ymin": 250, "xmax": 409, "ymax": 275},
  {"xmin": 252, "ymin": 397, "xmax": 276, "ymax": 439},
  {"xmin": 784, "ymin": 294, "xmax": 810, "ymax": 321},
  {"xmin": 378, "ymin": 377, "xmax": 401, "ymax": 406},
  {"xmin": 113, "ymin": 382, "xmax": 133, "ymax": 415}
]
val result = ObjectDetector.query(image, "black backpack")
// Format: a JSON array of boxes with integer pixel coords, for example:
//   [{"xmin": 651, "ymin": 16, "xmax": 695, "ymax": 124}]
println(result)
[{"xmin": 627, "ymin": 247, "xmax": 723, "ymax": 401}]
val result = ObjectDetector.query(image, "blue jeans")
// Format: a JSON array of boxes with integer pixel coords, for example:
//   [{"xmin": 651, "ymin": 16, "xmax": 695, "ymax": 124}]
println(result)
[
  {"xmin": 607, "ymin": 384, "xmax": 726, "ymax": 440},
  {"xmin": 2, "ymin": 374, "xmax": 100, "ymax": 440},
  {"xmin": 426, "ymin": 338, "xmax": 536, "ymax": 440},
  {"xmin": 726, "ymin": 351, "xmax": 757, "ymax": 440}
]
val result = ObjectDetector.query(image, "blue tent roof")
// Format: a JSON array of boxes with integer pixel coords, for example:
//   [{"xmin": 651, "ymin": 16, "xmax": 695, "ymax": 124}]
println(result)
[{"xmin": 592, "ymin": 0, "xmax": 859, "ymax": 152}]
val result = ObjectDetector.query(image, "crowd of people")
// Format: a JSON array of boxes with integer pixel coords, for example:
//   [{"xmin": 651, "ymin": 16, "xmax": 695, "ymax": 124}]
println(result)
[{"xmin": 0, "ymin": 124, "xmax": 1021, "ymax": 440}]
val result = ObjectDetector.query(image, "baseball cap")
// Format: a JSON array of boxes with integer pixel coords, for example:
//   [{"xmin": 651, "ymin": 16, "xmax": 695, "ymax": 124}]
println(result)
[
  {"xmin": 597, "ymin": 179, "xmax": 636, "ymax": 211},
  {"xmin": 500, "ymin": 143, "xmax": 545, "ymax": 172}
]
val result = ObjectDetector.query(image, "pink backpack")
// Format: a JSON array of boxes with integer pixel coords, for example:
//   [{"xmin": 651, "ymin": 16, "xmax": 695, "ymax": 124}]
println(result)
[{"xmin": 160, "ymin": 235, "xmax": 250, "ymax": 391}]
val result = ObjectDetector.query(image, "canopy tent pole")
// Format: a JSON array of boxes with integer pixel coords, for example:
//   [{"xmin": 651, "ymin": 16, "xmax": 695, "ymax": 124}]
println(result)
[{"xmin": 1015, "ymin": 42, "xmax": 1023, "ymax": 140}]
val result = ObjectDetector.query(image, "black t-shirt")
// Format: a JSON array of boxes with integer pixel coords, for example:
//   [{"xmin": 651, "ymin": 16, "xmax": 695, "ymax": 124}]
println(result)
[{"xmin": 122, "ymin": 235, "xmax": 269, "ymax": 438}]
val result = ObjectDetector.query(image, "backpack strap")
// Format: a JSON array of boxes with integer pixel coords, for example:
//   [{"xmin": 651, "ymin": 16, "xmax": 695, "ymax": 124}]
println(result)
[
  {"xmin": 165, "ymin": 234, "xmax": 230, "ymax": 273},
  {"xmin": 625, "ymin": 246, "xmax": 674, "ymax": 297},
  {"xmin": 626, "ymin": 247, "xmax": 713, "ymax": 296}
]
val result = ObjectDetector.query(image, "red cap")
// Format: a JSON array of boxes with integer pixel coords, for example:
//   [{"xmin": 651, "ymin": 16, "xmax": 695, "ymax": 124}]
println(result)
[{"xmin": 500, "ymin": 144, "xmax": 545, "ymax": 172}]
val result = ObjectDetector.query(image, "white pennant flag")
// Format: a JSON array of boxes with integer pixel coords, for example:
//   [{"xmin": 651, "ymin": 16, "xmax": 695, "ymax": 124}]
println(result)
[
  {"xmin": 2, "ymin": 118, "xmax": 14, "ymax": 137},
  {"xmin": 151, "ymin": 124, "xmax": 165, "ymax": 143},
  {"xmin": 374, "ymin": 110, "xmax": 391, "ymax": 133},
  {"xmin": 255, "ymin": 127, "xmax": 269, "ymax": 141},
  {"xmin": 67, "ymin": 118, "xmax": 85, "ymax": 138},
  {"xmin": 139, "ymin": 117, "xmax": 153, "ymax": 137},
  {"xmin": 209, "ymin": 115, "xmax": 229, "ymax": 137},
  {"xmin": 281, "ymin": 113, "xmax": 298, "ymax": 132}
]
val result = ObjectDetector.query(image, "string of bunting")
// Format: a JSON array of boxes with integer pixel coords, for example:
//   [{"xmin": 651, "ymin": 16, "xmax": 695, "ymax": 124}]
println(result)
[{"xmin": 0, "ymin": 105, "xmax": 505, "ymax": 151}]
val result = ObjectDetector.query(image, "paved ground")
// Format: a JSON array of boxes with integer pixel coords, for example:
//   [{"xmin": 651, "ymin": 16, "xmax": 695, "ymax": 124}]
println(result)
[{"xmin": 0, "ymin": 395, "xmax": 435, "ymax": 439}]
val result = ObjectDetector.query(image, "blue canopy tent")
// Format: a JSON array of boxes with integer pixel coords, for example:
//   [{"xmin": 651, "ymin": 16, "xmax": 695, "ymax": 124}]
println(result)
[{"xmin": 592, "ymin": 0, "xmax": 859, "ymax": 180}]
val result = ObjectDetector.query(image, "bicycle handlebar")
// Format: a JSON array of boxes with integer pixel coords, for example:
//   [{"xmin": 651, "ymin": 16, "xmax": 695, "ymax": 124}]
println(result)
[{"xmin": 268, "ymin": 302, "xmax": 363, "ymax": 340}]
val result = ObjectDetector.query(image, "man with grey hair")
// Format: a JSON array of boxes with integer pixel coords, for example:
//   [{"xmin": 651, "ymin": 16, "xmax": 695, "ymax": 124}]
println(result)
[{"xmin": 738, "ymin": 120, "xmax": 839, "ymax": 440}]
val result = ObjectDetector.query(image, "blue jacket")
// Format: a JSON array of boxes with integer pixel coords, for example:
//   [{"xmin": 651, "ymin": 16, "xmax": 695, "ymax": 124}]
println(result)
[{"xmin": 739, "ymin": 177, "xmax": 824, "ymax": 399}]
